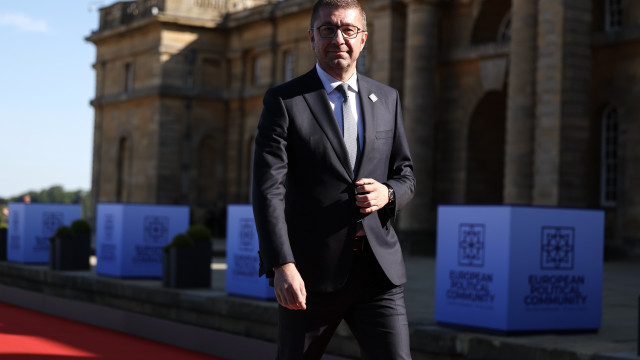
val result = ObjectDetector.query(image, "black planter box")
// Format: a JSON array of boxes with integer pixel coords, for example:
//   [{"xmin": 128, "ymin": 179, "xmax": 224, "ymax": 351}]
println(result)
[
  {"xmin": 0, "ymin": 230, "xmax": 6, "ymax": 261},
  {"xmin": 163, "ymin": 241, "xmax": 212, "ymax": 288},
  {"xmin": 49, "ymin": 232, "xmax": 91, "ymax": 271}
]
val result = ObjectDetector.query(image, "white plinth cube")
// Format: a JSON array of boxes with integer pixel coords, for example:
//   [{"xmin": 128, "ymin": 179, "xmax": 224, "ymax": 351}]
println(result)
[
  {"xmin": 435, "ymin": 205, "xmax": 604, "ymax": 333},
  {"xmin": 6, "ymin": 203, "xmax": 82, "ymax": 264},
  {"xmin": 95, "ymin": 203, "xmax": 189, "ymax": 278},
  {"xmin": 225, "ymin": 204, "xmax": 275, "ymax": 300}
]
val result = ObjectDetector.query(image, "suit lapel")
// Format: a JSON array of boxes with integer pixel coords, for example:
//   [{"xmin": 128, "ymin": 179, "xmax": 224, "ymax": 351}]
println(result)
[
  {"xmin": 302, "ymin": 69, "xmax": 354, "ymax": 178},
  {"xmin": 356, "ymin": 77, "xmax": 377, "ymax": 179}
]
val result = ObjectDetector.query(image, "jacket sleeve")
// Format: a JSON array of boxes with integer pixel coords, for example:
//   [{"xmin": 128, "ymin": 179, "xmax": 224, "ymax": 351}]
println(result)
[
  {"xmin": 383, "ymin": 90, "xmax": 416, "ymax": 219},
  {"xmin": 252, "ymin": 88, "xmax": 295, "ymax": 278}
]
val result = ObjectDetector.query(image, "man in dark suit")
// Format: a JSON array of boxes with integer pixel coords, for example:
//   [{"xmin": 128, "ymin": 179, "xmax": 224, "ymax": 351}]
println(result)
[{"xmin": 252, "ymin": 0, "xmax": 415, "ymax": 358}]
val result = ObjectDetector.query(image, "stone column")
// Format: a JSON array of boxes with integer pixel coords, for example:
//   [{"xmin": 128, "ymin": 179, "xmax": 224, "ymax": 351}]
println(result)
[
  {"xmin": 504, "ymin": 0, "xmax": 537, "ymax": 204},
  {"xmin": 366, "ymin": 0, "xmax": 394, "ymax": 85},
  {"xmin": 400, "ymin": 0, "xmax": 438, "ymax": 251},
  {"xmin": 534, "ymin": 0, "xmax": 592, "ymax": 206}
]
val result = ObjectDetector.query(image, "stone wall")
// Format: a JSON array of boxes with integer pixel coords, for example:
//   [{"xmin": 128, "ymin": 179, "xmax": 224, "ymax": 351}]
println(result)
[{"xmin": 87, "ymin": 0, "xmax": 640, "ymax": 254}]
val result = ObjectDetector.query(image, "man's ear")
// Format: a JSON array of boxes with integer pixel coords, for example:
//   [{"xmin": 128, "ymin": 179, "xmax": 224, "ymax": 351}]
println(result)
[
  {"xmin": 308, "ymin": 29, "xmax": 315, "ymax": 50},
  {"xmin": 360, "ymin": 31, "xmax": 368, "ymax": 49}
]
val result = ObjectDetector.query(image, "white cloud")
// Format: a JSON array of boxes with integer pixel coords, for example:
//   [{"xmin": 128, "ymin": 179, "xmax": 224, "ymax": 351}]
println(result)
[{"xmin": 0, "ymin": 13, "xmax": 48, "ymax": 32}]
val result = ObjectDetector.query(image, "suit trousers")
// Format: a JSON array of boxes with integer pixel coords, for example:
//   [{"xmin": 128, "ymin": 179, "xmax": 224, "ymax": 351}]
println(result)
[{"xmin": 276, "ymin": 242, "xmax": 412, "ymax": 360}]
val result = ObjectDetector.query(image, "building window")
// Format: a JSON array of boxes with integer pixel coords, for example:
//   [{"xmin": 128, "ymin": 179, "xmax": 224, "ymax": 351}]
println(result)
[
  {"xmin": 605, "ymin": 0, "xmax": 623, "ymax": 32},
  {"xmin": 124, "ymin": 62, "xmax": 134, "ymax": 93},
  {"xmin": 203, "ymin": 58, "xmax": 223, "ymax": 88},
  {"xmin": 283, "ymin": 51, "xmax": 294, "ymax": 82},
  {"xmin": 252, "ymin": 56, "xmax": 261, "ymax": 86},
  {"xmin": 497, "ymin": 11, "xmax": 512, "ymax": 43},
  {"xmin": 600, "ymin": 106, "xmax": 618, "ymax": 207},
  {"xmin": 470, "ymin": 0, "xmax": 512, "ymax": 45}
]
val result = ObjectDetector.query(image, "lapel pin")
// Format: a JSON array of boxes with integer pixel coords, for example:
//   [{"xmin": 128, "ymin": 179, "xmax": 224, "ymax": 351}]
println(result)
[{"xmin": 369, "ymin": 94, "xmax": 378, "ymax": 103}]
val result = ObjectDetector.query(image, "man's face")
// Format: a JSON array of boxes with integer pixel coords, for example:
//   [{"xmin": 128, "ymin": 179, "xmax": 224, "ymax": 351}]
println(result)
[{"xmin": 308, "ymin": 7, "xmax": 367, "ymax": 81}]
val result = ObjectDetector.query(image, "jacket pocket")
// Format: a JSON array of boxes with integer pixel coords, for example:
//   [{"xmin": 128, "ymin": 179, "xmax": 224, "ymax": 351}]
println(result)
[{"xmin": 376, "ymin": 129, "xmax": 394, "ymax": 139}]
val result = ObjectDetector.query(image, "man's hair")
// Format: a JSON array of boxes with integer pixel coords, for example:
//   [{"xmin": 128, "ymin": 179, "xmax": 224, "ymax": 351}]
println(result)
[{"xmin": 310, "ymin": 0, "xmax": 367, "ymax": 32}]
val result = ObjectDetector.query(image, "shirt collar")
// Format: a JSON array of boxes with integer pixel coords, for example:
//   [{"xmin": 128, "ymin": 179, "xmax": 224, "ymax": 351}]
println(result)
[{"xmin": 315, "ymin": 63, "xmax": 359, "ymax": 94}]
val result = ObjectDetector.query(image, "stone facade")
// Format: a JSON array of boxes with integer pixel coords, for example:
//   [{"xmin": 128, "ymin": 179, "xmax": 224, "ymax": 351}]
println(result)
[{"xmin": 88, "ymin": 0, "xmax": 640, "ymax": 255}]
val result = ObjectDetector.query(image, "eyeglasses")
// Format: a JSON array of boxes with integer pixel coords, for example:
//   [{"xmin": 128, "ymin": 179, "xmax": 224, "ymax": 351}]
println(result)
[{"xmin": 311, "ymin": 25, "xmax": 363, "ymax": 39}]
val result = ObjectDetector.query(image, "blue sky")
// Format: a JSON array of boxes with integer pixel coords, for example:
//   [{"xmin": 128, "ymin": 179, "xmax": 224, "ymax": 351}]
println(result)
[{"xmin": 0, "ymin": 1, "xmax": 116, "ymax": 199}]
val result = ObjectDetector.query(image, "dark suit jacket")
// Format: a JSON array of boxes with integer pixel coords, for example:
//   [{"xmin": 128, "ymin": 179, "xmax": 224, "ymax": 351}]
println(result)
[{"xmin": 252, "ymin": 68, "xmax": 415, "ymax": 293}]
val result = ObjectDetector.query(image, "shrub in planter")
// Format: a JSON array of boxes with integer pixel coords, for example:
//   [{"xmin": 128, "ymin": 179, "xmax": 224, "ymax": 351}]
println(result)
[
  {"xmin": 49, "ymin": 220, "xmax": 91, "ymax": 271},
  {"xmin": 0, "ymin": 223, "xmax": 7, "ymax": 261},
  {"xmin": 71, "ymin": 219, "xmax": 92, "ymax": 234},
  {"xmin": 186, "ymin": 224, "xmax": 213, "ymax": 242},
  {"xmin": 164, "ymin": 233, "xmax": 194, "ymax": 252},
  {"xmin": 163, "ymin": 229, "xmax": 211, "ymax": 289}
]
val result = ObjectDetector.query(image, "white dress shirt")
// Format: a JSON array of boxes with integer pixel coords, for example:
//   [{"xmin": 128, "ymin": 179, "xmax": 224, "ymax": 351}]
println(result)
[{"xmin": 315, "ymin": 64, "xmax": 365, "ymax": 154}]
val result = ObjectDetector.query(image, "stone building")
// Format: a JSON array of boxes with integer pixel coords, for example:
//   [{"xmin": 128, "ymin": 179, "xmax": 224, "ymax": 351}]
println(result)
[{"xmin": 87, "ymin": 0, "xmax": 639, "ymax": 256}]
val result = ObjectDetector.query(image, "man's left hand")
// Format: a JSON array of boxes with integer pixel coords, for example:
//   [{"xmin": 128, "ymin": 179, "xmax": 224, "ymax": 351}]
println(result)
[{"xmin": 354, "ymin": 178, "xmax": 389, "ymax": 214}]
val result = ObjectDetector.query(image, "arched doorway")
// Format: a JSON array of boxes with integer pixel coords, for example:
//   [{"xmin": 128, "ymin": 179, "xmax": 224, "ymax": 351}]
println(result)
[
  {"xmin": 465, "ymin": 91, "xmax": 506, "ymax": 204},
  {"xmin": 471, "ymin": 0, "xmax": 512, "ymax": 44}
]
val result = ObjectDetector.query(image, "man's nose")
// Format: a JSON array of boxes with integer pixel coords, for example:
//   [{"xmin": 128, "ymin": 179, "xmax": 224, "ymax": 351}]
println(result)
[{"xmin": 330, "ymin": 28, "xmax": 346, "ymax": 43}]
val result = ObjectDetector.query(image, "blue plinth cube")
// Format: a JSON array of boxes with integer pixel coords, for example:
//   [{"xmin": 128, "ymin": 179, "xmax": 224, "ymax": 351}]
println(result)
[
  {"xmin": 226, "ymin": 204, "xmax": 275, "ymax": 300},
  {"xmin": 6, "ymin": 203, "xmax": 82, "ymax": 264},
  {"xmin": 95, "ymin": 203, "xmax": 189, "ymax": 278},
  {"xmin": 435, "ymin": 205, "xmax": 604, "ymax": 333}
]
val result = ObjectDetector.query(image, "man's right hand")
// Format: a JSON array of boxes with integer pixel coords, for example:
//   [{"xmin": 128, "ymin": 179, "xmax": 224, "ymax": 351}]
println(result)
[{"xmin": 273, "ymin": 262, "xmax": 307, "ymax": 310}]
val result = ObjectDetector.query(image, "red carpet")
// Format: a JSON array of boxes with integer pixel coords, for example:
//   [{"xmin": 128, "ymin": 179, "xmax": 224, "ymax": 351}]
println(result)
[{"xmin": 0, "ymin": 302, "xmax": 226, "ymax": 359}]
